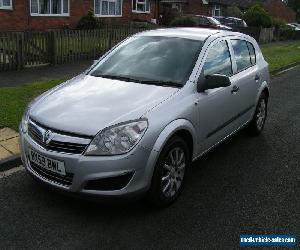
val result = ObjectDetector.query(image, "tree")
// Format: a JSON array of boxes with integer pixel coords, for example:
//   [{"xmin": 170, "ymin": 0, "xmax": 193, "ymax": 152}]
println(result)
[
  {"xmin": 224, "ymin": 5, "xmax": 243, "ymax": 18},
  {"xmin": 243, "ymin": 4, "xmax": 273, "ymax": 28}
]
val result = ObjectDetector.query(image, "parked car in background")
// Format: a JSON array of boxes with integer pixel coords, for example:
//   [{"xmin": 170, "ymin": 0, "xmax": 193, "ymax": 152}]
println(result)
[
  {"xmin": 20, "ymin": 28, "xmax": 270, "ymax": 207},
  {"xmin": 187, "ymin": 15, "xmax": 232, "ymax": 30},
  {"xmin": 287, "ymin": 23, "xmax": 300, "ymax": 31},
  {"xmin": 214, "ymin": 16, "xmax": 248, "ymax": 28}
]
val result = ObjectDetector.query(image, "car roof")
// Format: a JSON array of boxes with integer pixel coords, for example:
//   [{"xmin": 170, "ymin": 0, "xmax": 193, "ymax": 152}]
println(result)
[
  {"xmin": 136, "ymin": 28, "xmax": 223, "ymax": 41},
  {"xmin": 135, "ymin": 28, "xmax": 255, "ymax": 44}
]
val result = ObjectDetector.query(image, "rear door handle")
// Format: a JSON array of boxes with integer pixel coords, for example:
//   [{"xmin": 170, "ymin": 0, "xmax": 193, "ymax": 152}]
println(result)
[
  {"xmin": 255, "ymin": 74, "xmax": 260, "ymax": 81},
  {"xmin": 231, "ymin": 85, "xmax": 240, "ymax": 94}
]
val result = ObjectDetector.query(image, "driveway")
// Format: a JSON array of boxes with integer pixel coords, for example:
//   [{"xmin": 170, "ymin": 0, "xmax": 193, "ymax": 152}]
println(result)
[
  {"xmin": 0, "ymin": 66, "xmax": 299, "ymax": 249},
  {"xmin": 0, "ymin": 61, "xmax": 92, "ymax": 87}
]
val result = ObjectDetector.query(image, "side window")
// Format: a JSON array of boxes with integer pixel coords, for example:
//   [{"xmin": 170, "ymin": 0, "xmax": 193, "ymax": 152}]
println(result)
[
  {"xmin": 231, "ymin": 39, "xmax": 252, "ymax": 72},
  {"xmin": 247, "ymin": 42, "xmax": 256, "ymax": 65},
  {"xmin": 203, "ymin": 40, "xmax": 232, "ymax": 77},
  {"xmin": 199, "ymin": 17, "xmax": 210, "ymax": 25}
]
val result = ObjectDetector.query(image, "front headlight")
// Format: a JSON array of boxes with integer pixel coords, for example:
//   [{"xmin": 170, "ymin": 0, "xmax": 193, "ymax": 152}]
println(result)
[
  {"xmin": 21, "ymin": 97, "xmax": 37, "ymax": 134},
  {"xmin": 85, "ymin": 119, "xmax": 148, "ymax": 156},
  {"xmin": 21, "ymin": 109, "xmax": 30, "ymax": 134}
]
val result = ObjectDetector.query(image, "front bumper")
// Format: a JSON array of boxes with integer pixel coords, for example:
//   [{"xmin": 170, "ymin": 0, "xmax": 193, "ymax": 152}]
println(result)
[{"xmin": 20, "ymin": 130, "xmax": 157, "ymax": 198}]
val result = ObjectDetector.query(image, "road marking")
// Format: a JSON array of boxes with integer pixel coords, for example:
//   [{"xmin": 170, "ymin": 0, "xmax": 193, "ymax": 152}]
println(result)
[
  {"xmin": 274, "ymin": 65, "xmax": 300, "ymax": 76},
  {"xmin": 0, "ymin": 166, "xmax": 25, "ymax": 179}
]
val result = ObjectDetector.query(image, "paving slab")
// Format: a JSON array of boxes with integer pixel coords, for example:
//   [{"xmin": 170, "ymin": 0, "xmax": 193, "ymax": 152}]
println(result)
[
  {"xmin": 0, "ymin": 137, "xmax": 20, "ymax": 155},
  {"xmin": 0, "ymin": 128, "xmax": 19, "ymax": 141},
  {"xmin": 0, "ymin": 145, "xmax": 13, "ymax": 161}
]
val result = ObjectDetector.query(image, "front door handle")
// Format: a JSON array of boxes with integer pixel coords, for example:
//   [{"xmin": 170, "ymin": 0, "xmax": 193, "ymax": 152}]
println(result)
[{"xmin": 231, "ymin": 85, "xmax": 240, "ymax": 94}]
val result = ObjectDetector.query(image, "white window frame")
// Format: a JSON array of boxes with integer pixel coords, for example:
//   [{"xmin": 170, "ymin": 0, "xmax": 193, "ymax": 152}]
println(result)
[
  {"xmin": 94, "ymin": 0, "xmax": 122, "ymax": 17},
  {"xmin": 213, "ymin": 5, "xmax": 221, "ymax": 17},
  {"xmin": 30, "ymin": 0, "xmax": 70, "ymax": 16},
  {"xmin": 132, "ymin": 0, "xmax": 150, "ymax": 13},
  {"xmin": 0, "ymin": 0, "xmax": 13, "ymax": 10}
]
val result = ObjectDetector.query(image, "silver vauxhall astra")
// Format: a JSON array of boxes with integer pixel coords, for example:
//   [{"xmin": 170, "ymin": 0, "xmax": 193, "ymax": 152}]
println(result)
[{"xmin": 20, "ymin": 28, "xmax": 270, "ymax": 206}]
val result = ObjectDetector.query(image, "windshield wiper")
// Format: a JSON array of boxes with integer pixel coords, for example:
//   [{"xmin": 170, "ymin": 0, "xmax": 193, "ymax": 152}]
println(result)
[
  {"xmin": 139, "ymin": 80, "xmax": 182, "ymax": 88},
  {"xmin": 93, "ymin": 74, "xmax": 142, "ymax": 83},
  {"xmin": 93, "ymin": 74, "xmax": 182, "ymax": 88}
]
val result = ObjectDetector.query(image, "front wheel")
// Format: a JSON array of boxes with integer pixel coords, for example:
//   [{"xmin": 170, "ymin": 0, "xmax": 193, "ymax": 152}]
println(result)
[
  {"xmin": 246, "ymin": 93, "xmax": 268, "ymax": 136},
  {"xmin": 147, "ymin": 136, "xmax": 190, "ymax": 207}
]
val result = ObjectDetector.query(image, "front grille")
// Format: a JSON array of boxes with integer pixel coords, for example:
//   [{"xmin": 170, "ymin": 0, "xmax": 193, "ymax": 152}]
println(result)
[
  {"xmin": 29, "ymin": 161, "xmax": 74, "ymax": 187},
  {"xmin": 28, "ymin": 120, "xmax": 90, "ymax": 155}
]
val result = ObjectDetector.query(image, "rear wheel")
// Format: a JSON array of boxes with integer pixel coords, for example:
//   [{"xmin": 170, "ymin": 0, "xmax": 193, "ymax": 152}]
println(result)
[
  {"xmin": 147, "ymin": 136, "xmax": 190, "ymax": 207},
  {"xmin": 247, "ymin": 93, "xmax": 268, "ymax": 136}
]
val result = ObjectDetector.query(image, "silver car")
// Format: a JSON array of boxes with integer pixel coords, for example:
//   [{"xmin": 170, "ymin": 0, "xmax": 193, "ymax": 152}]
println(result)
[{"xmin": 20, "ymin": 28, "xmax": 270, "ymax": 206}]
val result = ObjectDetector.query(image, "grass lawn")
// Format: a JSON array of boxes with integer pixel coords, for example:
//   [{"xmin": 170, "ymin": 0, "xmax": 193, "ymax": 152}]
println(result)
[
  {"xmin": 0, "ymin": 79, "xmax": 63, "ymax": 131},
  {"xmin": 261, "ymin": 41, "xmax": 300, "ymax": 72}
]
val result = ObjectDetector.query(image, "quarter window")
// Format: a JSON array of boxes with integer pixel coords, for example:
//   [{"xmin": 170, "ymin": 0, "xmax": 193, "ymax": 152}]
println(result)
[
  {"xmin": 0, "ymin": 0, "xmax": 12, "ymax": 9},
  {"xmin": 203, "ymin": 40, "xmax": 232, "ymax": 77},
  {"xmin": 132, "ymin": 0, "xmax": 150, "ymax": 13},
  {"xmin": 30, "ymin": 0, "xmax": 69, "ymax": 15},
  {"xmin": 231, "ymin": 40, "xmax": 252, "ymax": 72},
  {"xmin": 95, "ymin": 0, "xmax": 122, "ymax": 16}
]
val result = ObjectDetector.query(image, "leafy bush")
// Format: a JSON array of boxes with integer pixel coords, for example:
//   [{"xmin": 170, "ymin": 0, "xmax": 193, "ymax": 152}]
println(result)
[
  {"xmin": 272, "ymin": 18, "xmax": 287, "ymax": 30},
  {"xmin": 77, "ymin": 10, "xmax": 100, "ymax": 29},
  {"xmin": 170, "ymin": 17, "xmax": 197, "ymax": 27},
  {"xmin": 277, "ymin": 26, "xmax": 296, "ymax": 40},
  {"xmin": 243, "ymin": 5, "xmax": 273, "ymax": 28},
  {"xmin": 131, "ymin": 21, "xmax": 157, "ymax": 28},
  {"xmin": 224, "ymin": 6, "xmax": 243, "ymax": 18}
]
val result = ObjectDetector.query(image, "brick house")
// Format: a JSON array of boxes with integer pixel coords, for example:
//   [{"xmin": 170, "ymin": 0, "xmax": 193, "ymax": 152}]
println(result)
[
  {"xmin": 0, "ymin": 0, "xmax": 158, "ymax": 31},
  {"xmin": 207, "ymin": 0, "xmax": 296, "ymax": 23}
]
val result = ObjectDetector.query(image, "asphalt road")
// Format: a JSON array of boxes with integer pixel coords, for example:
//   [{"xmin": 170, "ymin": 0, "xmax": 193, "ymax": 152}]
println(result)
[{"xmin": 1, "ymin": 67, "xmax": 300, "ymax": 249}]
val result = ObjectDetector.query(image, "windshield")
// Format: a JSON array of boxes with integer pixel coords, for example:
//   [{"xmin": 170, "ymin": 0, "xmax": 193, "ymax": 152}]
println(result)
[
  {"xmin": 208, "ymin": 17, "xmax": 221, "ymax": 25},
  {"xmin": 89, "ymin": 36, "xmax": 203, "ymax": 87}
]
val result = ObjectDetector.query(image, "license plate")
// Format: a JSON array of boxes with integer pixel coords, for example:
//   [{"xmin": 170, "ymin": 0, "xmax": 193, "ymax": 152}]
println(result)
[{"xmin": 29, "ymin": 149, "xmax": 66, "ymax": 176}]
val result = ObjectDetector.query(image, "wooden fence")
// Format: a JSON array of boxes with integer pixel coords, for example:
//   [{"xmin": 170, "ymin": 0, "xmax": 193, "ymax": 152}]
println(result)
[{"xmin": 0, "ymin": 26, "xmax": 151, "ymax": 72}]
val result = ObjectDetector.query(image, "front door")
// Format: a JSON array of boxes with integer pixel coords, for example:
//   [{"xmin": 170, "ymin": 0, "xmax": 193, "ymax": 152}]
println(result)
[{"xmin": 195, "ymin": 39, "xmax": 240, "ymax": 153}]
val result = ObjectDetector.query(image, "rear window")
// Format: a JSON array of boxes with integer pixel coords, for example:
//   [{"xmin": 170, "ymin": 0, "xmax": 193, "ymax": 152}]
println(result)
[{"xmin": 231, "ymin": 39, "xmax": 252, "ymax": 72}]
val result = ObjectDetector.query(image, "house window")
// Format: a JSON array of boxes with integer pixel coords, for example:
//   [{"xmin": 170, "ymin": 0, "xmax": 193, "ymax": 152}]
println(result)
[
  {"xmin": 0, "ymin": 0, "xmax": 12, "ymax": 9},
  {"xmin": 95, "ymin": 0, "xmax": 122, "ymax": 17},
  {"xmin": 30, "ymin": 0, "xmax": 69, "ymax": 16},
  {"xmin": 132, "ymin": 0, "xmax": 150, "ymax": 13},
  {"xmin": 213, "ymin": 5, "xmax": 221, "ymax": 17}
]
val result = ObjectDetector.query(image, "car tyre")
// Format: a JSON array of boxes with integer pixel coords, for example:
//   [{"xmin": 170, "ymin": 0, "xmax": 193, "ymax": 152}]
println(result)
[
  {"xmin": 147, "ymin": 136, "xmax": 190, "ymax": 207},
  {"xmin": 246, "ymin": 92, "xmax": 268, "ymax": 136}
]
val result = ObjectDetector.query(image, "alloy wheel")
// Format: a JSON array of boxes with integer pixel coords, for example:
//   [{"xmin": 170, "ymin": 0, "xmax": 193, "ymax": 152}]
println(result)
[
  {"xmin": 256, "ymin": 99, "xmax": 266, "ymax": 131},
  {"xmin": 161, "ymin": 147, "xmax": 186, "ymax": 198}
]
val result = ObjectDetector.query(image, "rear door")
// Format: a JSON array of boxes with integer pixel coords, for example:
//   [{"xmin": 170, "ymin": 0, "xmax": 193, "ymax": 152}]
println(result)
[{"xmin": 228, "ymin": 38, "xmax": 260, "ymax": 125}]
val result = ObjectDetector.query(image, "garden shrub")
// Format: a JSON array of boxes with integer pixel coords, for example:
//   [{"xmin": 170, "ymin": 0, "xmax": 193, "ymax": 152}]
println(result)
[
  {"xmin": 243, "ymin": 5, "xmax": 273, "ymax": 28},
  {"xmin": 170, "ymin": 17, "xmax": 197, "ymax": 27},
  {"xmin": 77, "ymin": 10, "xmax": 100, "ymax": 29},
  {"xmin": 272, "ymin": 18, "xmax": 287, "ymax": 30},
  {"xmin": 224, "ymin": 5, "xmax": 243, "ymax": 18},
  {"xmin": 278, "ymin": 26, "xmax": 296, "ymax": 40}
]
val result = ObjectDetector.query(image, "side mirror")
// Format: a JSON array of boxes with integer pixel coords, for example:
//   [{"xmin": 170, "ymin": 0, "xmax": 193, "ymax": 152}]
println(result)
[{"xmin": 197, "ymin": 73, "xmax": 231, "ymax": 92}]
